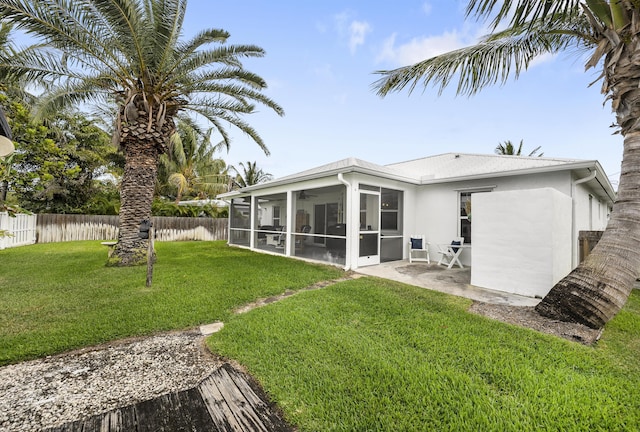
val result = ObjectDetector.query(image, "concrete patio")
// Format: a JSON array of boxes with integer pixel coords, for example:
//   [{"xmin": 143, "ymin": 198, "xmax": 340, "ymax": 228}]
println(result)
[{"xmin": 356, "ymin": 261, "xmax": 541, "ymax": 307}]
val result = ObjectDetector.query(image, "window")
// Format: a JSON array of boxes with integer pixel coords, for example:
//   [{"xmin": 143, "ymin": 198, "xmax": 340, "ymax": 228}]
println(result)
[
  {"xmin": 273, "ymin": 205, "xmax": 281, "ymax": 227},
  {"xmin": 458, "ymin": 189, "xmax": 492, "ymax": 244},
  {"xmin": 459, "ymin": 192, "xmax": 472, "ymax": 244}
]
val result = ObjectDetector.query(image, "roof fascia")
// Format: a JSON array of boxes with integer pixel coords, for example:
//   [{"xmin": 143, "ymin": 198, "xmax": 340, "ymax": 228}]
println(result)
[
  {"xmin": 218, "ymin": 159, "xmax": 617, "ymax": 204},
  {"xmin": 419, "ymin": 160, "xmax": 616, "ymax": 203},
  {"xmin": 419, "ymin": 160, "xmax": 597, "ymax": 184},
  {"xmin": 218, "ymin": 165, "xmax": 420, "ymax": 198}
]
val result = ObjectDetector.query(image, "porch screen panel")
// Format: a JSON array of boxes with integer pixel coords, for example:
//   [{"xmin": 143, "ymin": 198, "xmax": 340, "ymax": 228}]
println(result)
[
  {"xmin": 292, "ymin": 185, "xmax": 346, "ymax": 266},
  {"xmin": 254, "ymin": 193, "xmax": 287, "ymax": 255},
  {"xmin": 359, "ymin": 192, "xmax": 379, "ymax": 258},
  {"xmin": 381, "ymin": 188, "xmax": 403, "ymax": 262},
  {"xmin": 229, "ymin": 197, "xmax": 251, "ymax": 246}
]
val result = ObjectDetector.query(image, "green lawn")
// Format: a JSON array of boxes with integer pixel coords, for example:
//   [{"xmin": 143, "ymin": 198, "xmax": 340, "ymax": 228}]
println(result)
[
  {"xmin": 0, "ymin": 241, "xmax": 343, "ymax": 365},
  {"xmin": 3, "ymin": 241, "xmax": 639, "ymax": 430},
  {"xmin": 207, "ymin": 278, "xmax": 640, "ymax": 431}
]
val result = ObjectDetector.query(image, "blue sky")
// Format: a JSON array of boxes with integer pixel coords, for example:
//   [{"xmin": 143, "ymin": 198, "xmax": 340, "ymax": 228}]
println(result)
[
  {"xmin": 8, "ymin": 1, "xmax": 621, "ymax": 187},
  {"xmin": 181, "ymin": 0, "xmax": 622, "ymax": 187}
]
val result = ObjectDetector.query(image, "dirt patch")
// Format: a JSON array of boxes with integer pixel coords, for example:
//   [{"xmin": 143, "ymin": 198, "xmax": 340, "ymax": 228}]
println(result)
[
  {"xmin": 234, "ymin": 274, "xmax": 360, "ymax": 314},
  {"xmin": 469, "ymin": 302, "xmax": 603, "ymax": 345}
]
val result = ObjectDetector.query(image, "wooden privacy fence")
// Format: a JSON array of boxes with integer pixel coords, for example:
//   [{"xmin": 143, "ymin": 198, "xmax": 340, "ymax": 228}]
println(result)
[
  {"xmin": 0, "ymin": 212, "xmax": 37, "ymax": 250},
  {"xmin": 578, "ymin": 230, "xmax": 603, "ymax": 263},
  {"xmin": 36, "ymin": 214, "xmax": 228, "ymax": 243}
]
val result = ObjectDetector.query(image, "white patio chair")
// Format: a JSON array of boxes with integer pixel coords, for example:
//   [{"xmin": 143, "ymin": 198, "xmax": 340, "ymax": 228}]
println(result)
[
  {"xmin": 408, "ymin": 235, "xmax": 430, "ymax": 264},
  {"xmin": 437, "ymin": 237, "xmax": 465, "ymax": 269}
]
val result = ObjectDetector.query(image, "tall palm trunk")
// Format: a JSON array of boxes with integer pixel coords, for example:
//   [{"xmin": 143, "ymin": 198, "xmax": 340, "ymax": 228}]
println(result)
[
  {"xmin": 109, "ymin": 100, "xmax": 172, "ymax": 266},
  {"xmin": 0, "ymin": 179, "xmax": 7, "ymax": 202},
  {"xmin": 536, "ymin": 28, "xmax": 640, "ymax": 329},
  {"xmin": 536, "ymin": 132, "xmax": 640, "ymax": 328}
]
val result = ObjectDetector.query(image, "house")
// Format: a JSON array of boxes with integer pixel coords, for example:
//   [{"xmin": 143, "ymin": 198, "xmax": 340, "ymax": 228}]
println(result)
[{"xmin": 218, "ymin": 153, "xmax": 615, "ymax": 299}]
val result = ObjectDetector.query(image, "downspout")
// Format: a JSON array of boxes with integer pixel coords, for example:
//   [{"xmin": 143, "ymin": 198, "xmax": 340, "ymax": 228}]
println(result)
[
  {"xmin": 222, "ymin": 199, "xmax": 232, "ymax": 246},
  {"xmin": 572, "ymin": 169, "xmax": 597, "ymax": 267},
  {"xmin": 337, "ymin": 173, "xmax": 352, "ymax": 271},
  {"xmin": 250, "ymin": 195, "xmax": 257, "ymax": 249}
]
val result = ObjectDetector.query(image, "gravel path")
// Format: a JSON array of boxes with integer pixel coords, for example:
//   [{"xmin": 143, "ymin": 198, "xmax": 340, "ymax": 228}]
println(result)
[
  {"xmin": 0, "ymin": 276, "xmax": 352, "ymax": 432},
  {"xmin": 0, "ymin": 330, "xmax": 221, "ymax": 432}
]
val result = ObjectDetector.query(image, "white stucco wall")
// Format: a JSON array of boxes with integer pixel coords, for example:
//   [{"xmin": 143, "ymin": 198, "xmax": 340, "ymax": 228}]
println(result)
[
  {"xmin": 579, "ymin": 183, "xmax": 611, "ymax": 231},
  {"xmin": 412, "ymin": 171, "xmax": 572, "ymax": 267},
  {"xmin": 470, "ymin": 188, "xmax": 572, "ymax": 298}
]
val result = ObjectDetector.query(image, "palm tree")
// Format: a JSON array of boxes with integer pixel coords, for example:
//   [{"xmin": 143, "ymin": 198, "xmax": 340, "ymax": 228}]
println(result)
[
  {"xmin": 373, "ymin": 1, "xmax": 640, "ymax": 329},
  {"xmin": 0, "ymin": 0, "xmax": 283, "ymax": 265},
  {"xmin": 231, "ymin": 161, "xmax": 273, "ymax": 188},
  {"xmin": 159, "ymin": 121, "xmax": 230, "ymax": 203},
  {"xmin": 495, "ymin": 140, "xmax": 543, "ymax": 157}
]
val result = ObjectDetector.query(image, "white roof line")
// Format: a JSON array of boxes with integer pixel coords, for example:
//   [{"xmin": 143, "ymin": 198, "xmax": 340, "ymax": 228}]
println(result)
[{"xmin": 217, "ymin": 155, "xmax": 616, "ymax": 203}]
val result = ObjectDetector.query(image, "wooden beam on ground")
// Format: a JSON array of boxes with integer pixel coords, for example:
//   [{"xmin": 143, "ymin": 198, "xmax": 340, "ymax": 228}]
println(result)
[{"xmin": 44, "ymin": 364, "xmax": 292, "ymax": 432}]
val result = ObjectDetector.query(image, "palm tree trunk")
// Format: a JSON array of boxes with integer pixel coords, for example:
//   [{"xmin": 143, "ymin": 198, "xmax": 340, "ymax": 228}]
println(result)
[
  {"xmin": 536, "ymin": 132, "xmax": 640, "ymax": 329},
  {"xmin": 536, "ymin": 25, "xmax": 640, "ymax": 329},
  {"xmin": 109, "ymin": 100, "xmax": 169, "ymax": 266},
  {"xmin": 109, "ymin": 137, "xmax": 158, "ymax": 266},
  {"xmin": 0, "ymin": 179, "xmax": 7, "ymax": 202}
]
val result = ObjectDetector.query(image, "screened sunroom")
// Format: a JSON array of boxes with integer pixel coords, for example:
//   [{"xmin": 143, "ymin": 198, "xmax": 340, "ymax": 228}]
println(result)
[{"xmin": 222, "ymin": 158, "xmax": 412, "ymax": 270}]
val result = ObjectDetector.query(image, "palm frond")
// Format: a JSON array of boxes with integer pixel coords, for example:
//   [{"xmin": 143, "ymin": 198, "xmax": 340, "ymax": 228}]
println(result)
[
  {"xmin": 0, "ymin": 0, "xmax": 132, "ymax": 80},
  {"xmin": 188, "ymin": 104, "xmax": 269, "ymax": 156},
  {"xmin": 186, "ymin": 68, "xmax": 268, "ymax": 89},
  {"xmin": 373, "ymin": 13, "xmax": 590, "ymax": 97},
  {"xmin": 178, "ymin": 28, "xmax": 230, "ymax": 53},
  {"xmin": 91, "ymin": 0, "xmax": 149, "ymax": 73},
  {"xmin": 171, "ymin": 44, "xmax": 267, "ymax": 78},
  {"xmin": 147, "ymin": 0, "xmax": 187, "ymax": 74},
  {"xmin": 33, "ymin": 79, "xmax": 113, "ymax": 121},
  {"xmin": 466, "ymin": 0, "xmax": 582, "ymax": 30},
  {"xmin": 185, "ymin": 82, "xmax": 283, "ymax": 116},
  {"xmin": 0, "ymin": 0, "xmax": 281, "ymax": 159}
]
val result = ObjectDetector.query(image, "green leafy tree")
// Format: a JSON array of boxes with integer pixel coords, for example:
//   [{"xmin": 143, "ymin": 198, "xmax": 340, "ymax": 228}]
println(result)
[
  {"xmin": 0, "ymin": 152, "xmax": 14, "ymax": 202},
  {"xmin": 158, "ymin": 121, "xmax": 230, "ymax": 203},
  {"xmin": 151, "ymin": 198, "xmax": 227, "ymax": 218},
  {"xmin": 80, "ymin": 180, "xmax": 121, "ymax": 215},
  {"xmin": 495, "ymin": 140, "xmax": 543, "ymax": 157},
  {"xmin": 374, "ymin": 1, "xmax": 640, "ymax": 329},
  {"xmin": 0, "ymin": 0, "xmax": 283, "ymax": 265},
  {"xmin": 1, "ymin": 95, "xmax": 117, "ymax": 213},
  {"xmin": 231, "ymin": 161, "xmax": 273, "ymax": 188}
]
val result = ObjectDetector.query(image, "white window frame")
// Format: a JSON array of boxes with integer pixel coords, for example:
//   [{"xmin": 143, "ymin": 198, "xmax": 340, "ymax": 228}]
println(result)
[{"xmin": 456, "ymin": 186, "xmax": 495, "ymax": 244}]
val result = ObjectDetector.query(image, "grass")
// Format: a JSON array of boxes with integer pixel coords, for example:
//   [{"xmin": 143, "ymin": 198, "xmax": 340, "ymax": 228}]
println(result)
[
  {"xmin": 0, "ymin": 241, "xmax": 343, "ymax": 365},
  {"xmin": 3, "ymin": 242, "xmax": 640, "ymax": 430},
  {"xmin": 207, "ymin": 278, "xmax": 640, "ymax": 431}
]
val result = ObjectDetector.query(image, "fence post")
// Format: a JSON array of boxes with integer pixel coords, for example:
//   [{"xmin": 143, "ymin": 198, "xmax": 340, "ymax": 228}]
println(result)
[
  {"xmin": 146, "ymin": 226, "xmax": 156, "ymax": 287},
  {"xmin": 0, "ymin": 212, "xmax": 7, "ymax": 250}
]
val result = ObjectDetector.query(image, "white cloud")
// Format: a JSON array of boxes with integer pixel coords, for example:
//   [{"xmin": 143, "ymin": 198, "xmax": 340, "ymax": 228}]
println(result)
[
  {"xmin": 376, "ymin": 31, "xmax": 468, "ymax": 66},
  {"xmin": 529, "ymin": 52, "xmax": 557, "ymax": 68},
  {"xmin": 334, "ymin": 11, "xmax": 350, "ymax": 30},
  {"xmin": 349, "ymin": 20, "xmax": 372, "ymax": 54},
  {"xmin": 375, "ymin": 25, "xmax": 560, "ymax": 74},
  {"xmin": 422, "ymin": 2, "xmax": 432, "ymax": 16},
  {"xmin": 333, "ymin": 11, "xmax": 372, "ymax": 54}
]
